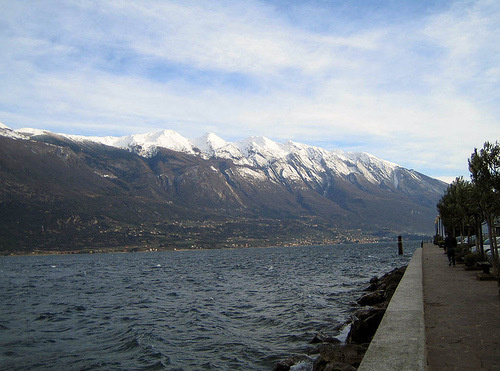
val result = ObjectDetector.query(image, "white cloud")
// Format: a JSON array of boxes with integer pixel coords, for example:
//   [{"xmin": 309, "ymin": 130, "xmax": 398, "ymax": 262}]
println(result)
[{"xmin": 0, "ymin": 0, "xmax": 499, "ymax": 181}]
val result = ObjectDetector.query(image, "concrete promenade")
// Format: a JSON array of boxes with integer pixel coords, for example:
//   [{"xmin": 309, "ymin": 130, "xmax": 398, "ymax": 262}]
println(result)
[
  {"xmin": 424, "ymin": 242, "xmax": 500, "ymax": 370},
  {"xmin": 358, "ymin": 247, "xmax": 426, "ymax": 371},
  {"xmin": 358, "ymin": 243, "xmax": 500, "ymax": 370}
]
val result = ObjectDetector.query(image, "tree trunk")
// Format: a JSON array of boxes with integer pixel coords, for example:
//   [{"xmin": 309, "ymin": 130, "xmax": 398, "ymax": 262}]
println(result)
[
  {"xmin": 491, "ymin": 222, "xmax": 498, "ymax": 272},
  {"xmin": 485, "ymin": 213, "xmax": 498, "ymax": 275},
  {"xmin": 477, "ymin": 220, "xmax": 485, "ymax": 259}
]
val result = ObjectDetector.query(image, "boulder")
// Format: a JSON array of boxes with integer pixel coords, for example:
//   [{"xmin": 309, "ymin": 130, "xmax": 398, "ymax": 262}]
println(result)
[
  {"xmin": 311, "ymin": 332, "xmax": 342, "ymax": 344},
  {"xmin": 364, "ymin": 276, "xmax": 379, "ymax": 291},
  {"xmin": 323, "ymin": 363, "xmax": 357, "ymax": 371},
  {"xmin": 313, "ymin": 343, "xmax": 368, "ymax": 370},
  {"xmin": 359, "ymin": 266, "xmax": 406, "ymax": 307},
  {"xmin": 272, "ymin": 355, "xmax": 314, "ymax": 371},
  {"xmin": 346, "ymin": 308, "xmax": 385, "ymax": 344},
  {"xmin": 356, "ymin": 290, "xmax": 385, "ymax": 306}
]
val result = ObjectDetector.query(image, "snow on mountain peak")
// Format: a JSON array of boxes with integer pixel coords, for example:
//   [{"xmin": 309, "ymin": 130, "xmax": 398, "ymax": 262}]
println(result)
[
  {"xmin": 192, "ymin": 133, "xmax": 228, "ymax": 155},
  {"xmin": 352, "ymin": 151, "xmax": 398, "ymax": 169},
  {"xmin": 16, "ymin": 127, "xmax": 52, "ymax": 136},
  {"xmin": 3, "ymin": 125, "xmax": 405, "ymax": 186},
  {"xmin": 192, "ymin": 133, "xmax": 254, "ymax": 165},
  {"xmin": 235, "ymin": 136, "xmax": 290, "ymax": 165},
  {"xmin": 88, "ymin": 128, "xmax": 400, "ymax": 185},
  {"xmin": 0, "ymin": 125, "xmax": 32, "ymax": 140},
  {"xmin": 65, "ymin": 129, "xmax": 197, "ymax": 157},
  {"xmin": 128, "ymin": 130, "xmax": 196, "ymax": 155}
]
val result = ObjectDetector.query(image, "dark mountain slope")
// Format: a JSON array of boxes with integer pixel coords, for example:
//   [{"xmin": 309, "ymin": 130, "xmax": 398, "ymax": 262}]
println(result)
[{"xmin": 0, "ymin": 129, "xmax": 446, "ymax": 253}]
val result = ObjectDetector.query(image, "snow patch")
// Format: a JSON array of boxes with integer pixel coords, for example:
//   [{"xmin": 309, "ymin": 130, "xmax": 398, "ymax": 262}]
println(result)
[
  {"xmin": 17, "ymin": 127, "xmax": 52, "ymax": 137},
  {"xmin": 94, "ymin": 171, "xmax": 117, "ymax": 179},
  {"xmin": 236, "ymin": 167, "xmax": 267, "ymax": 181},
  {"xmin": 393, "ymin": 172, "xmax": 399, "ymax": 188}
]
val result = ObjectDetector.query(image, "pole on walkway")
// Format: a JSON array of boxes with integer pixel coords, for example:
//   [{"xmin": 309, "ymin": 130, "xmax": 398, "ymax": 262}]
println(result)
[{"xmin": 398, "ymin": 235, "xmax": 403, "ymax": 255}]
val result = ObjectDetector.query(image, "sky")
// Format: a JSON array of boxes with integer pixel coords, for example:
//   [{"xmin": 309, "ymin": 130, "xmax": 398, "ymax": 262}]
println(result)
[{"xmin": 1, "ymin": 0, "xmax": 499, "ymax": 183}]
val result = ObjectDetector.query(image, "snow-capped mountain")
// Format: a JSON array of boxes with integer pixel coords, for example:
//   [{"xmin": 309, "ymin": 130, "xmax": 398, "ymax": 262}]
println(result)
[
  {"xmin": 0, "ymin": 125, "xmax": 447, "ymax": 252},
  {"xmin": 9, "ymin": 127, "xmax": 441, "ymax": 196}
]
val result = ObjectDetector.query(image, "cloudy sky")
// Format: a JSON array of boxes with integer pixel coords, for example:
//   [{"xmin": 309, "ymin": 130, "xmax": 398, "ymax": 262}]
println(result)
[{"xmin": 1, "ymin": 0, "xmax": 499, "ymax": 182}]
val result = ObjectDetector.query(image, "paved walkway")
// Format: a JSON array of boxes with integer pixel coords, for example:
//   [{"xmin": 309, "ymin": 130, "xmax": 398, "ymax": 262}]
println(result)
[{"xmin": 423, "ymin": 243, "xmax": 500, "ymax": 370}]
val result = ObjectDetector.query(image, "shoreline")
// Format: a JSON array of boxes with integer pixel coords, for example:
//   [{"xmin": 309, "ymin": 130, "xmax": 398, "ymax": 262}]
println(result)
[
  {"xmin": 273, "ymin": 265, "xmax": 408, "ymax": 370},
  {"xmin": 0, "ymin": 239, "xmax": 423, "ymax": 257}
]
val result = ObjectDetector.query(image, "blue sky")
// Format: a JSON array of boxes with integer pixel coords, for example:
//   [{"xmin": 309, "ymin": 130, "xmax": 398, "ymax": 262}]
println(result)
[{"xmin": 1, "ymin": 0, "xmax": 499, "ymax": 182}]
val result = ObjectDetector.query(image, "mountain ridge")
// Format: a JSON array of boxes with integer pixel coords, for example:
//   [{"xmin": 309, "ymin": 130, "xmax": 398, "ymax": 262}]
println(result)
[
  {"xmin": 0, "ymin": 124, "xmax": 446, "ymax": 253},
  {"xmin": 14, "ymin": 126, "xmax": 420, "ymax": 185}
]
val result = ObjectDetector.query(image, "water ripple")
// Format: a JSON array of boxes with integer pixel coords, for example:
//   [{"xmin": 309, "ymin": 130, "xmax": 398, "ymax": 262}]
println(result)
[{"xmin": 0, "ymin": 242, "xmax": 417, "ymax": 370}]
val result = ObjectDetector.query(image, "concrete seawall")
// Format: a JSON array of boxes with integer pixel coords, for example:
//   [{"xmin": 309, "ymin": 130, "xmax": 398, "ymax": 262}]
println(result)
[{"xmin": 357, "ymin": 248, "xmax": 425, "ymax": 370}]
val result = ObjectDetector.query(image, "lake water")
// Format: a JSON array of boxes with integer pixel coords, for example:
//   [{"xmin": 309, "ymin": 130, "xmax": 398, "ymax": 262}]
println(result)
[{"xmin": 0, "ymin": 242, "xmax": 418, "ymax": 370}]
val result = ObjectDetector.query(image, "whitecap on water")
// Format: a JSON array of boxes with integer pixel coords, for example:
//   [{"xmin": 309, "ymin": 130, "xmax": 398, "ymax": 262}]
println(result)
[
  {"xmin": 290, "ymin": 358, "xmax": 315, "ymax": 371},
  {"xmin": 336, "ymin": 323, "xmax": 352, "ymax": 343}
]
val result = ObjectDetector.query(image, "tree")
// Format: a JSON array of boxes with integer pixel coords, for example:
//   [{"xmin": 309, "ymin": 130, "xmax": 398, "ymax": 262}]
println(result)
[
  {"xmin": 465, "ymin": 181, "xmax": 486, "ymax": 258},
  {"xmin": 468, "ymin": 141, "xmax": 500, "ymax": 274},
  {"xmin": 437, "ymin": 177, "xmax": 477, "ymax": 246}
]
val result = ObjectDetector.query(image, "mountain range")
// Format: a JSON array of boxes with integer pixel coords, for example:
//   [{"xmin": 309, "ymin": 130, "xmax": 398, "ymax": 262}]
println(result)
[{"xmin": 0, "ymin": 123, "xmax": 446, "ymax": 253}]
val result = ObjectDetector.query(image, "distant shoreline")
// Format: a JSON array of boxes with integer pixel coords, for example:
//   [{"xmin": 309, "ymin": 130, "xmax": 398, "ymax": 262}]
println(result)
[{"xmin": 0, "ymin": 239, "xmax": 424, "ymax": 257}]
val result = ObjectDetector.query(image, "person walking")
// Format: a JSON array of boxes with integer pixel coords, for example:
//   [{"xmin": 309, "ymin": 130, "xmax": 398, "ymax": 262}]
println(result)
[{"xmin": 444, "ymin": 233, "xmax": 457, "ymax": 266}]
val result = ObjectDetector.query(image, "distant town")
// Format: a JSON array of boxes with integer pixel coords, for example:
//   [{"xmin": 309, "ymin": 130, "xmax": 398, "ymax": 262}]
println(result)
[{"xmin": 3, "ymin": 216, "xmax": 428, "ymax": 256}]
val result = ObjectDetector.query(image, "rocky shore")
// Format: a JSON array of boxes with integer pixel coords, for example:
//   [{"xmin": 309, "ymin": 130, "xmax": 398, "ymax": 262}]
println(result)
[{"xmin": 273, "ymin": 265, "xmax": 407, "ymax": 371}]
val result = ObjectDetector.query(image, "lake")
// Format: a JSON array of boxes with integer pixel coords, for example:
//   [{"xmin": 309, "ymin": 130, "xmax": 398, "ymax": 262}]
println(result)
[{"xmin": 0, "ymin": 242, "xmax": 418, "ymax": 370}]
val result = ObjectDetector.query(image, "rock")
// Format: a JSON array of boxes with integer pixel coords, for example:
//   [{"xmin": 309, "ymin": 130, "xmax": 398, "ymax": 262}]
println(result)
[
  {"xmin": 273, "ymin": 265, "xmax": 407, "ymax": 370},
  {"xmin": 346, "ymin": 308, "xmax": 385, "ymax": 344},
  {"xmin": 364, "ymin": 276, "xmax": 379, "ymax": 291},
  {"xmin": 379, "ymin": 267, "xmax": 406, "ymax": 288},
  {"xmin": 273, "ymin": 355, "xmax": 314, "ymax": 371},
  {"xmin": 313, "ymin": 343, "xmax": 368, "ymax": 370},
  {"xmin": 357, "ymin": 290, "xmax": 385, "ymax": 306},
  {"xmin": 383, "ymin": 282, "xmax": 399, "ymax": 301},
  {"xmin": 323, "ymin": 363, "xmax": 357, "ymax": 371},
  {"xmin": 359, "ymin": 266, "xmax": 406, "ymax": 307},
  {"xmin": 311, "ymin": 332, "xmax": 342, "ymax": 344},
  {"xmin": 313, "ymin": 266, "xmax": 406, "ymax": 368},
  {"xmin": 347, "ymin": 267, "xmax": 407, "ymax": 344}
]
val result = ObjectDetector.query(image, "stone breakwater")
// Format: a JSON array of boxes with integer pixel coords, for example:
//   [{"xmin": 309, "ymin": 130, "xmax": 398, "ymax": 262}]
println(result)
[{"xmin": 273, "ymin": 266, "xmax": 407, "ymax": 371}]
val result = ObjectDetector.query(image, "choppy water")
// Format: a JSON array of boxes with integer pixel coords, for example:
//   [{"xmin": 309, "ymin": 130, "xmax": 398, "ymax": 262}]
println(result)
[{"xmin": 0, "ymin": 242, "xmax": 418, "ymax": 370}]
